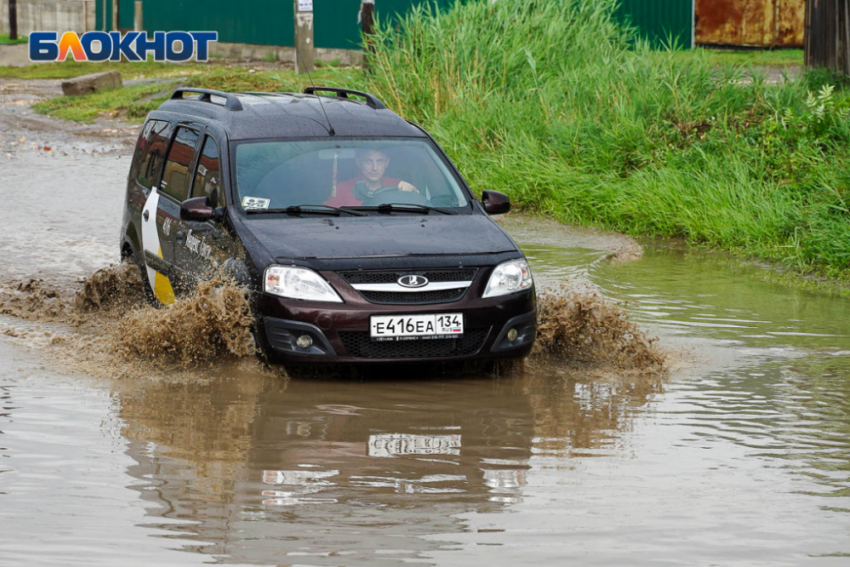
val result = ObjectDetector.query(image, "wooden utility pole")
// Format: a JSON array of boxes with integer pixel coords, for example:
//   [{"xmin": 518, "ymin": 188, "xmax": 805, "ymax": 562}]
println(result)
[
  {"xmin": 294, "ymin": 0, "xmax": 315, "ymax": 74},
  {"xmin": 361, "ymin": 0, "xmax": 375, "ymax": 73},
  {"xmin": 112, "ymin": 0, "xmax": 119, "ymax": 31},
  {"xmin": 8, "ymin": 0, "xmax": 17, "ymax": 41},
  {"xmin": 134, "ymin": 1, "xmax": 143, "ymax": 32}
]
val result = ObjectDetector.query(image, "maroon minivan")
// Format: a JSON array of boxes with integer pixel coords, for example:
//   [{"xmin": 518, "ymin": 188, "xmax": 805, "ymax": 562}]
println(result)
[{"xmin": 120, "ymin": 87, "xmax": 536, "ymax": 363}]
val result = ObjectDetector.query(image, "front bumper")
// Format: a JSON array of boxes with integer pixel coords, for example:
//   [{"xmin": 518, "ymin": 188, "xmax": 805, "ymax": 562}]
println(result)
[{"xmin": 255, "ymin": 271, "xmax": 536, "ymax": 363}]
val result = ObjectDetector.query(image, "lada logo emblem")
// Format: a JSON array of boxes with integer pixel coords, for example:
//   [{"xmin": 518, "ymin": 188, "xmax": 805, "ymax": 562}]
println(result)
[{"xmin": 398, "ymin": 275, "xmax": 428, "ymax": 288}]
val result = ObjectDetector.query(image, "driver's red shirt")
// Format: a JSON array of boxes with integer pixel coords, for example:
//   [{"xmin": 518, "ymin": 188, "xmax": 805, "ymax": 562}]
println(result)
[{"xmin": 324, "ymin": 177, "xmax": 401, "ymax": 207}]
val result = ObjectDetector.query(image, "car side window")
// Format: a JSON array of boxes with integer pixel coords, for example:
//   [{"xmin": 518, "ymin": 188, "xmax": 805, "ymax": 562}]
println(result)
[
  {"xmin": 135, "ymin": 120, "xmax": 173, "ymax": 190},
  {"xmin": 128, "ymin": 122, "xmax": 152, "ymax": 182},
  {"xmin": 191, "ymin": 136, "xmax": 222, "ymax": 207},
  {"xmin": 161, "ymin": 126, "xmax": 200, "ymax": 202}
]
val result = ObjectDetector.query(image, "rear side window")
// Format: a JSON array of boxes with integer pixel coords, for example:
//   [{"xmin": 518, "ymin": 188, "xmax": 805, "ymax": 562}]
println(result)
[
  {"xmin": 134, "ymin": 120, "xmax": 173, "ymax": 190},
  {"xmin": 191, "ymin": 136, "xmax": 222, "ymax": 207},
  {"xmin": 161, "ymin": 127, "xmax": 199, "ymax": 202},
  {"xmin": 128, "ymin": 123, "xmax": 150, "ymax": 182}
]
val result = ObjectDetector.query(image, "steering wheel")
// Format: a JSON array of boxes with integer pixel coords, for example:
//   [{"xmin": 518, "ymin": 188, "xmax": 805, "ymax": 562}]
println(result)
[
  {"xmin": 369, "ymin": 185, "xmax": 402, "ymax": 197},
  {"xmin": 353, "ymin": 182, "xmax": 401, "ymax": 201},
  {"xmin": 361, "ymin": 187, "xmax": 429, "ymax": 207}
]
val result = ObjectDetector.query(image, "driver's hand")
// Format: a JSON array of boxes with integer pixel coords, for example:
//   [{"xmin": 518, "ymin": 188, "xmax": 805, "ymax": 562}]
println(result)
[{"xmin": 398, "ymin": 181, "xmax": 419, "ymax": 193}]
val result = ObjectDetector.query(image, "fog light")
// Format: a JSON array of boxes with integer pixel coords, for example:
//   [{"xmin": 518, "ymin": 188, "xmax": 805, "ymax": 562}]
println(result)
[
  {"xmin": 296, "ymin": 335, "xmax": 313, "ymax": 349},
  {"xmin": 507, "ymin": 328, "xmax": 519, "ymax": 342}
]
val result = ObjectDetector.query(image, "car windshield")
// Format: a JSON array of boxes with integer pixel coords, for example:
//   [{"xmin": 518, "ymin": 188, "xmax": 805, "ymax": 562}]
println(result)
[{"xmin": 233, "ymin": 138, "xmax": 470, "ymax": 212}]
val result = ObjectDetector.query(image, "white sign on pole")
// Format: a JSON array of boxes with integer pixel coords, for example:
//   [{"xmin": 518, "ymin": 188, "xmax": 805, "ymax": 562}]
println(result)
[{"xmin": 298, "ymin": 0, "xmax": 313, "ymax": 12}]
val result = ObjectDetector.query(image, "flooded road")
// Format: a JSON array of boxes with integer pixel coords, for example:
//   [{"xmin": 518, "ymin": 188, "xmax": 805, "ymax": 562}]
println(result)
[{"xmin": 1, "ymin": 80, "xmax": 850, "ymax": 565}]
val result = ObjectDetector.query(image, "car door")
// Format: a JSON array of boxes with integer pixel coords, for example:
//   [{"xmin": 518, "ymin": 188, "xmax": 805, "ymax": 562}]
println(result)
[
  {"xmin": 135, "ymin": 119, "xmax": 180, "ymax": 305},
  {"xmin": 172, "ymin": 133, "xmax": 236, "ymax": 280},
  {"xmin": 156, "ymin": 124, "xmax": 202, "ymax": 294}
]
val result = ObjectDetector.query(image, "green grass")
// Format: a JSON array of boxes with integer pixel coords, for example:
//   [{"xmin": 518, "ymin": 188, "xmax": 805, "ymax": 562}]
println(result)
[
  {"xmin": 360, "ymin": 0, "xmax": 850, "ymax": 285},
  {"xmin": 26, "ymin": 65, "xmax": 361, "ymax": 123},
  {"xmin": 0, "ymin": 59, "xmax": 209, "ymax": 79},
  {"xmin": 681, "ymin": 47, "xmax": 804, "ymax": 68},
  {"xmin": 31, "ymin": 82, "xmax": 176, "ymax": 122},
  {"xmin": 0, "ymin": 33, "xmax": 27, "ymax": 44},
  {"xmin": 316, "ymin": 58, "xmax": 342, "ymax": 68},
  {"xmin": 184, "ymin": 66, "xmax": 358, "ymax": 93}
]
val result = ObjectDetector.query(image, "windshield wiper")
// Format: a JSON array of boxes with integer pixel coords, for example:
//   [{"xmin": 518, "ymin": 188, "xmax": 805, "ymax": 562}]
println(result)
[
  {"xmin": 344, "ymin": 203, "xmax": 457, "ymax": 215},
  {"xmin": 247, "ymin": 204, "xmax": 366, "ymax": 216}
]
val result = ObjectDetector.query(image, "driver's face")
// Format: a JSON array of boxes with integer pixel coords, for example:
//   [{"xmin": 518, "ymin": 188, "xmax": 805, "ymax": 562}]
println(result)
[{"xmin": 357, "ymin": 151, "xmax": 389, "ymax": 182}]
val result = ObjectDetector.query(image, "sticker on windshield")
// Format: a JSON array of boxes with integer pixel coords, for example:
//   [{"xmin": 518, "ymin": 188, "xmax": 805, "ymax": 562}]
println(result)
[{"xmin": 242, "ymin": 196, "xmax": 270, "ymax": 210}]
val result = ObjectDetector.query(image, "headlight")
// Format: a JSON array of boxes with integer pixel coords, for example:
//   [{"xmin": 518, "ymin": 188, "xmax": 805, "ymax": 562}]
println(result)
[
  {"xmin": 264, "ymin": 266, "xmax": 343, "ymax": 302},
  {"xmin": 482, "ymin": 259, "xmax": 533, "ymax": 298}
]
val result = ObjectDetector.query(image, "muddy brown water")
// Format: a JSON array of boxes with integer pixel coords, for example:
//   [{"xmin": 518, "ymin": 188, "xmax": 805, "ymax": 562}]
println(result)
[{"xmin": 1, "ymin": 81, "xmax": 850, "ymax": 565}]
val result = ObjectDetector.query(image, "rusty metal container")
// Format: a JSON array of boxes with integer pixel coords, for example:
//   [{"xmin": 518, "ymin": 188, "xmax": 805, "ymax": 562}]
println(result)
[{"xmin": 696, "ymin": 0, "xmax": 805, "ymax": 47}]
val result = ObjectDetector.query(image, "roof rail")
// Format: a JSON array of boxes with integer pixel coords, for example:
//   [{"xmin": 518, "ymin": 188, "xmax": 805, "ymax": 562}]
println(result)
[
  {"xmin": 303, "ymin": 86, "xmax": 386, "ymax": 110},
  {"xmin": 170, "ymin": 88, "xmax": 243, "ymax": 111}
]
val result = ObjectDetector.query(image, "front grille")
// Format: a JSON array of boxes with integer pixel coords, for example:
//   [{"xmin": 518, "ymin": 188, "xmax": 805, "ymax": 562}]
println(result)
[
  {"xmin": 339, "ymin": 269, "xmax": 477, "ymax": 285},
  {"xmin": 339, "ymin": 269, "xmax": 478, "ymax": 305},
  {"xmin": 359, "ymin": 288, "xmax": 468, "ymax": 305},
  {"xmin": 339, "ymin": 328, "xmax": 490, "ymax": 359}
]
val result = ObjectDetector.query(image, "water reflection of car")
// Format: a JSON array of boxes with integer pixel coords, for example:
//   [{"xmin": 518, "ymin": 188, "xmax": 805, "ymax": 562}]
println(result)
[
  {"xmin": 120, "ymin": 87, "xmax": 536, "ymax": 363},
  {"xmin": 118, "ymin": 375, "xmax": 537, "ymax": 564},
  {"xmin": 117, "ymin": 370, "xmax": 661, "ymax": 564}
]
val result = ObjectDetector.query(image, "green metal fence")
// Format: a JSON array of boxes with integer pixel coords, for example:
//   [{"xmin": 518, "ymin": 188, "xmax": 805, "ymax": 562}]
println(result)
[
  {"xmin": 617, "ymin": 0, "xmax": 693, "ymax": 49},
  {"xmin": 97, "ymin": 0, "xmax": 294, "ymax": 46},
  {"xmin": 97, "ymin": 0, "xmax": 691, "ymax": 51}
]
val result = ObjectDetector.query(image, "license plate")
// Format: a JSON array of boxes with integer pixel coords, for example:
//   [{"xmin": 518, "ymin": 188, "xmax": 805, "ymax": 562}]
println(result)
[{"xmin": 370, "ymin": 313, "xmax": 464, "ymax": 341}]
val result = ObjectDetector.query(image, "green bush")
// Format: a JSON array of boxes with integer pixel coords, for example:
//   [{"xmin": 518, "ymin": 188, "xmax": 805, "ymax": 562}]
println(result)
[{"xmin": 363, "ymin": 0, "xmax": 850, "ymax": 278}]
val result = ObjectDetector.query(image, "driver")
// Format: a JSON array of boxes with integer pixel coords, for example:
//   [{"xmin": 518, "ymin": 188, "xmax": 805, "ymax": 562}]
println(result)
[{"xmin": 325, "ymin": 149, "xmax": 418, "ymax": 207}]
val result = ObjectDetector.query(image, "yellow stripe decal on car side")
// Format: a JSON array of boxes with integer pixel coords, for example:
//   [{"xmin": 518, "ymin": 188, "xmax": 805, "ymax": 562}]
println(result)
[
  {"xmin": 141, "ymin": 189, "xmax": 176, "ymax": 306},
  {"xmin": 153, "ymin": 246, "xmax": 176, "ymax": 305}
]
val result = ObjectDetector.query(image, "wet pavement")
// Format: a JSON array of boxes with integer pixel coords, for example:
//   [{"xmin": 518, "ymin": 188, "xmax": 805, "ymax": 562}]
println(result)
[
  {"xmin": 0, "ymin": 78, "xmax": 135, "ymax": 283},
  {"xmin": 1, "ymin": 79, "xmax": 849, "ymax": 566}
]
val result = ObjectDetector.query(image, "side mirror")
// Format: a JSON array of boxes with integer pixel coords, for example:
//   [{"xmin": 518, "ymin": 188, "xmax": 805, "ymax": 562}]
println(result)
[
  {"xmin": 482, "ymin": 190, "xmax": 511, "ymax": 215},
  {"xmin": 180, "ymin": 196, "xmax": 216, "ymax": 221}
]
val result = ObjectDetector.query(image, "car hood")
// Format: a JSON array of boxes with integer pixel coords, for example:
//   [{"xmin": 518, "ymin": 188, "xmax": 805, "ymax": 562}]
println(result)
[{"xmin": 242, "ymin": 214, "xmax": 517, "ymax": 261}]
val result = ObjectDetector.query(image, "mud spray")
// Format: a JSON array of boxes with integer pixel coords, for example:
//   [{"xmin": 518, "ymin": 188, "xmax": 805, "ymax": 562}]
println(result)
[
  {"xmin": 534, "ymin": 287, "xmax": 665, "ymax": 372},
  {"xmin": 0, "ymin": 263, "xmax": 666, "ymax": 378},
  {"xmin": 0, "ymin": 263, "xmax": 256, "ymax": 377}
]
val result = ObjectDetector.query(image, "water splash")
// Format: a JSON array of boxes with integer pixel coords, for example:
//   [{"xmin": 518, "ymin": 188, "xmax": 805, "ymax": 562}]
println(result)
[
  {"xmin": 113, "ymin": 278, "xmax": 255, "ymax": 366},
  {"xmin": 74, "ymin": 262, "xmax": 144, "ymax": 313},
  {"xmin": 0, "ymin": 279, "xmax": 69, "ymax": 321},
  {"xmin": 534, "ymin": 288, "xmax": 666, "ymax": 372},
  {"xmin": 1, "ymin": 264, "xmax": 666, "ymax": 375}
]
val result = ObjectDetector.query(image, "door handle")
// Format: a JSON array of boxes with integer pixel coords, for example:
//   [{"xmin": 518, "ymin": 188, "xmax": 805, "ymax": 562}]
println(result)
[{"xmin": 143, "ymin": 210, "xmax": 150, "ymax": 221}]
